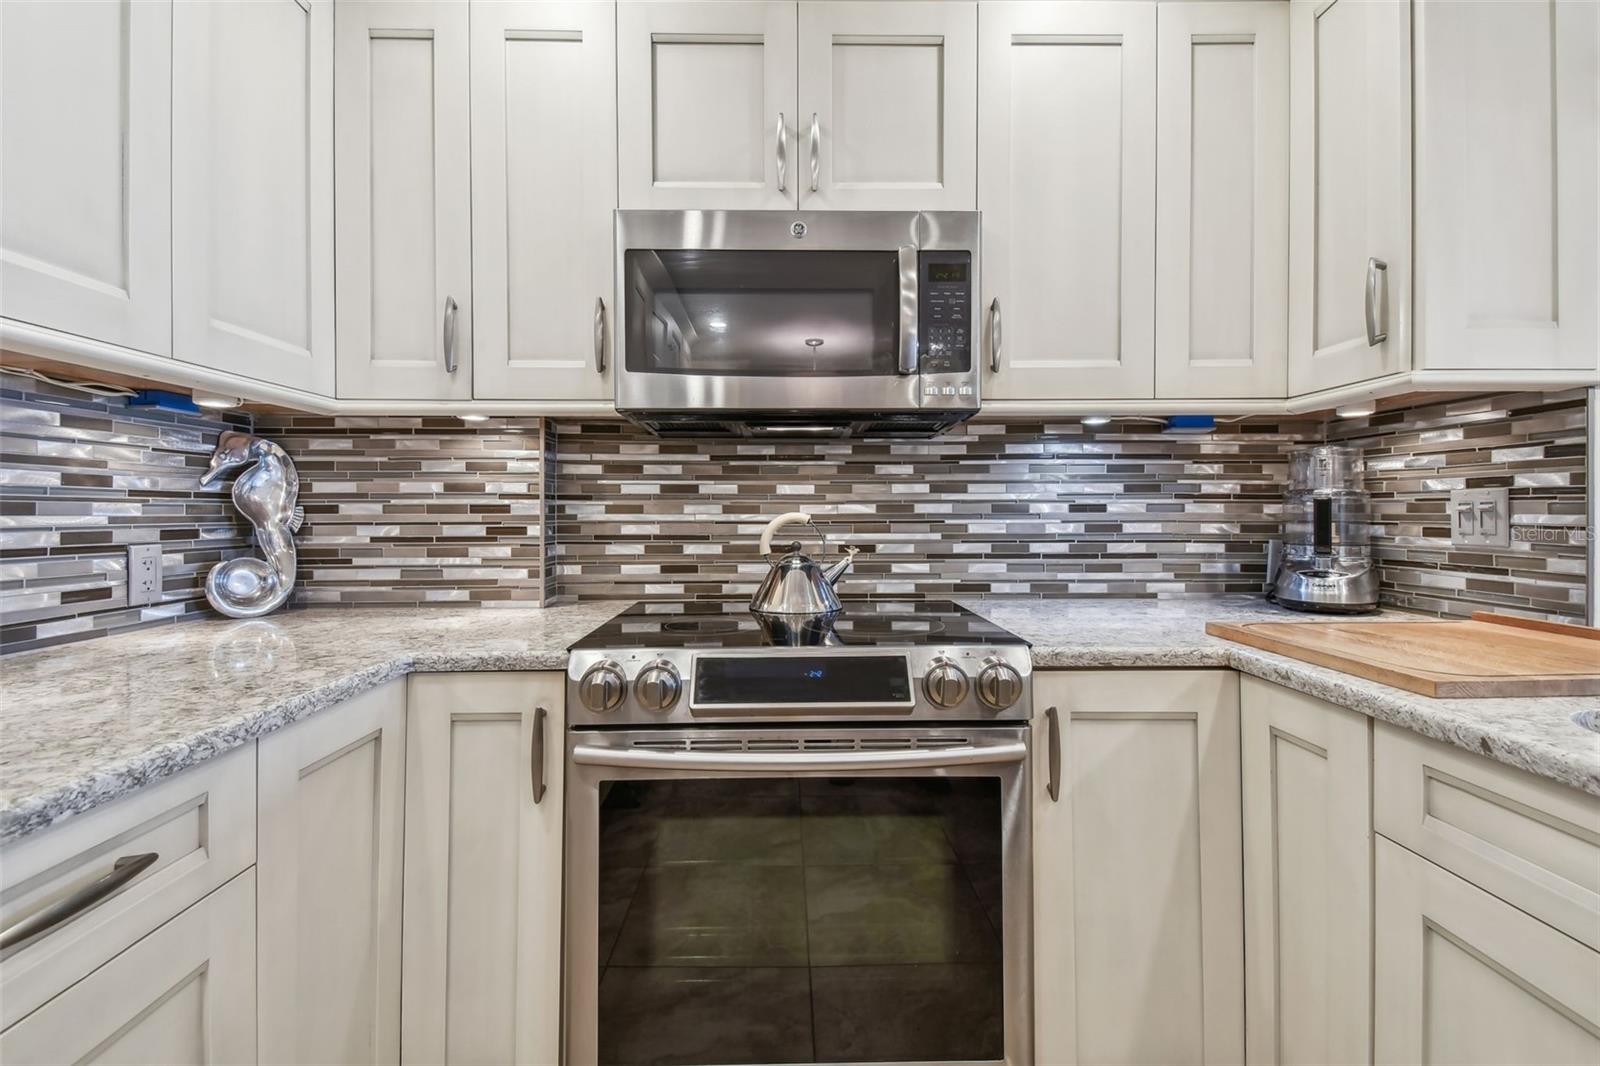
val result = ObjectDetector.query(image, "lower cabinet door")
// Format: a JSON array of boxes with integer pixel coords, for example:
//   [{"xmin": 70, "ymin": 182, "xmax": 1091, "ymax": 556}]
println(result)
[
  {"xmin": 401, "ymin": 672, "xmax": 565, "ymax": 1066},
  {"xmin": 256, "ymin": 680, "xmax": 407, "ymax": 1065},
  {"xmin": 1374, "ymin": 837, "xmax": 1600, "ymax": 1066},
  {"xmin": 0, "ymin": 870, "xmax": 256, "ymax": 1066},
  {"xmin": 1240, "ymin": 677, "xmax": 1373, "ymax": 1065},
  {"xmin": 1033, "ymin": 670, "xmax": 1244, "ymax": 1065}
]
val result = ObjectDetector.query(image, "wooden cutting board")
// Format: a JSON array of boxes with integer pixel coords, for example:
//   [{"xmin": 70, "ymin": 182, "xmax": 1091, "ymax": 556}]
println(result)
[{"xmin": 1205, "ymin": 612, "xmax": 1600, "ymax": 698}]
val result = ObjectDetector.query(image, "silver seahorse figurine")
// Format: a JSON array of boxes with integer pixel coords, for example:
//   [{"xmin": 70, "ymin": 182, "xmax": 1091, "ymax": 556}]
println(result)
[{"xmin": 200, "ymin": 431, "xmax": 304, "ymax": 618}]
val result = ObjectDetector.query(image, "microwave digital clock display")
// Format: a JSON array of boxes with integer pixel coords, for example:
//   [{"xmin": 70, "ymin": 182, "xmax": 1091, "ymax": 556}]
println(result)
[{"xmin": 927, "ymin": 262, "xmax": 968, "ymax": 283}]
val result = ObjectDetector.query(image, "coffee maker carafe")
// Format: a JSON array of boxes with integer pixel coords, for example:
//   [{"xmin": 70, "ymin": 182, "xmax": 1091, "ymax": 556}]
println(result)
[{"xmin": 1269, "ymin": 444, "xmax": 1379, "ymax": 613}]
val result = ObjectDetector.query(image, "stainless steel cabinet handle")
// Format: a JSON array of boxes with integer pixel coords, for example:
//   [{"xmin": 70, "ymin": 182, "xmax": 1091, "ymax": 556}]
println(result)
[
  {"xmin": 530, "ymin": 706, "xmax": 548, "ymax": 804},
  {"xmin": 443, "ymin": 295, "xmax": 460, "ymax": 374},
  {"xmin": 776, "ymin": 113, "xmax": 787, "ymax": 193},
  {"xmin": 989, "ymin": 298, "xmax": 1003, "ymax": 373},
  {"xmin": 0, "ymin": 852, "xmax": 159, "ymax": 953},
  {"xmin": 572, "ymin": 741, "xmax": 1027, "ymax": 774},
  {"xmin": 1045, "ymin": 707, "xmax": 1061, "ymax": 802},
  {"xmin": 1365, "ymin": 257, "xmax": 1388, "ymax": 348},
  {"xmin": 808, "ymin": 112, "xmax": 821, "ymax": 193},
  {"xmin": 593, "ymin": 297, "xmax": 606, "ymax": 375},
  {"xmin": 897, "ymin": 246, "xmax": 919, "ymax": 375}
]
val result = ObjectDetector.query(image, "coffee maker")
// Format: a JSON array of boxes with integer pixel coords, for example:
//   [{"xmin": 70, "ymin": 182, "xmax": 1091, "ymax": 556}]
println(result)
[{"xmin": 1267, "ymin": 444, "xmax": 1379, "ymax": 614}]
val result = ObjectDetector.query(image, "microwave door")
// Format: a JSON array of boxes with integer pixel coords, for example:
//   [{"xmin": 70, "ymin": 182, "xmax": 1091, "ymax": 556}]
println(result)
[{"xmin": 622, "ymin": 249, "xmax": 908, "ymax": 388}]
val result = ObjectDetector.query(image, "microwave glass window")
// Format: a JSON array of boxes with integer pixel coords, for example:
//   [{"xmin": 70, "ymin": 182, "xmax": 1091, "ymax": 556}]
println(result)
[
  {"xmin": 624, "ymin": 250, "xmax": 901, "ymax": 376},
  {"xmin": 595, "ymin": 776, "xmax": 1005, "ymax": 1064}
]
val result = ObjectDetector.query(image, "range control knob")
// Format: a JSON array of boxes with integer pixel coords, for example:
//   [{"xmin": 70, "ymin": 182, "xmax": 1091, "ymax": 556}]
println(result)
[
  {"xmin": 922, "ymin": 657, "xmax": 970, "ymax": 708},
  {"xmin": 976, "ymin": 657, "xmax": 1024, "ymax": 711},
  {"xmin": 634, "ymin": 660, "xmax": 683, "ymax": 712},
  {"xmin": 578, "ymin": 660, "xmax": 626, "ymax": 713}
]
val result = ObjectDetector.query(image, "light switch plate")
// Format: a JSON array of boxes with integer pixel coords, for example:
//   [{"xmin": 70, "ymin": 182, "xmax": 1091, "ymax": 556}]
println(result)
[
  {"xmin": 127, "ymin": 544, "xmax": 164, "ymax": 606},
  {"xmin": 1449, "ymin": 487, "xmax": 1511, "ymax": 548}
]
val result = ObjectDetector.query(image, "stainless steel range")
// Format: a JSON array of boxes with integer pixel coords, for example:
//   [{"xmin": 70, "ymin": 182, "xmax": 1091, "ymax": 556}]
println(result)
[{"xmin": 563, "ymin": 600, "xmax": 1033, "ymax": 1066}]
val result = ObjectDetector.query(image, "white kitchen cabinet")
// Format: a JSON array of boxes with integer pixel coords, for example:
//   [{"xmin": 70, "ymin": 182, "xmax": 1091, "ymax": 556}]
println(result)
[
  {"xmin": 256, "ymin": 681, "xmax": 406, "ymax": 1066},
  {"xmin": 1287, "ymin": 0, "xmax": 1411, "ymax": 395},
  {"xmin": 0, "ymin": 745, "xmax": 256, "ymax": 1031},
  {"xmin": 172, "ymin": 0, "xmax": 334, "ymax": 394},
  {"xmin": 401, "ymin": 672, "xmax": 565, "ymax": 1066},
  {"xmin": 334, "ymin": 0, "xmax": 473, "ymax": 400},
  {"xmin": 1374, "ymin": 722, "xmax": 1600, "ymax": 952},
  {"xmin": 979, "ymin": 1, "xmax": 1157, "ymax": 400},
  {"xmin": 1374, "ymin": 836, "xmax": 1600, "ymax": 1066},
  {"xmin": 797, "ymin": 2, "xmax": 976, "ymax": 211},
  {"xmin": 0, "ymin": 0, "xmax": 172, "ymax": 356},
  {"xmin": 472, "ymin": 1, "xmax": 616, "ymax": 401},
  {"xmin": 1412, "ymin": 0, "xmax": 1598, "ymax": 374},
  {"xmin": 618, "ymin": 1, "xmax": 798, "ymax": 210},
  {"xmin": 1033, "ymin": 670, "xmax": 1244, "ymax": 1065},
  {"xmin": 1240, "ymin": 677, "xmax": 1373, "ymax": 1066},
  {"xmin": 1155, "ymin": 2, "xmax": 1289, "ymax": 400},
  {"xmin": 0, "ymin": 871, "xmax": 257, "ymax": 1066}
]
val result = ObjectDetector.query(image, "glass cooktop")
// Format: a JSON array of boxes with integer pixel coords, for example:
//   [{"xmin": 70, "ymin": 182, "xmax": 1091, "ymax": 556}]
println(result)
[{"xmin": 570, "ymin": 599, "xmax": 1029, "ymax": 651}]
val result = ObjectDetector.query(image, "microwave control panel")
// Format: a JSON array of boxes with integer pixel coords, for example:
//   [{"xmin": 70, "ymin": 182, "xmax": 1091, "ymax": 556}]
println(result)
[{"xmin": 918, "ymin": 252, "xmax": 972, "ymax": 374}]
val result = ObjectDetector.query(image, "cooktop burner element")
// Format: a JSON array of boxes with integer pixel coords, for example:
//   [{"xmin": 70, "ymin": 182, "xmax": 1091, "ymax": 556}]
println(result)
[
  {"xmin": 571, "ymin": 599, "xmax": 1025, "ymax": 651},
  {"xmin": 567, "ymin": 600, "xmax": 1032, "ymax": 726}
]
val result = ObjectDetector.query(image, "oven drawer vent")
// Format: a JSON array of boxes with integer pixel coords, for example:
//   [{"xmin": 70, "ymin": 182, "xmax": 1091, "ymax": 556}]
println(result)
[{"xmin": 627, "ymin": 735, "xmax": 972, "ymax": 755}]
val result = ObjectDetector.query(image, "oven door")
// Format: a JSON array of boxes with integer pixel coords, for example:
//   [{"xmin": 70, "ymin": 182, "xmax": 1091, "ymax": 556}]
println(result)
[
  {"xmin": 564, "ymin": 725, "xmax": 1032, "ymax": 1066},
  {"xmin": 613, "ymin": 211, "xmax": 976, "ymax": 416}
]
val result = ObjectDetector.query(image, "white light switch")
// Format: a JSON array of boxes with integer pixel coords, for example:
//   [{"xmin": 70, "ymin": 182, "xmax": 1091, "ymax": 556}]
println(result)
[{"xmin": 1448, "ymin": 488, "xmax": 1510, "ymax": 548}]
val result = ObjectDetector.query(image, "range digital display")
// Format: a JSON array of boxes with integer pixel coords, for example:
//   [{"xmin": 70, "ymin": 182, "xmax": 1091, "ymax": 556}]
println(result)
[
  {"xmin": 693, "ymin": 655, "xmax": 912, "ymax": 706},
  {"xmin": 927, "ymin": 262, "xmax": 968, "ymax": 283}
]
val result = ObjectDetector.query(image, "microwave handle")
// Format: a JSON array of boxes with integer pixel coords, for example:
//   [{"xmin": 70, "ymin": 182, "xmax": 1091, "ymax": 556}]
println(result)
[
  {"xmin": 572, "ymin": 740, "xmax": 1026, "ymax": 774},
  {"xmin": 898, "ymin": 246, "xmax": 919, "ymax": 376}
]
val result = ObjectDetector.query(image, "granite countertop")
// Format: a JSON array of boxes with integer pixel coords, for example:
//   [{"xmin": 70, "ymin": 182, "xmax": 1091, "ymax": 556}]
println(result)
[
  {"xmin": 0, "ymin": 603, "xmax": 628, "ymax": 843},
  {"xmin": 2, "ymin": 596, "xmax": 1596, "ymax": 844},
  {"xmin": 959, "ymin": 596, "xmax": 1600, "ymax": 798}
]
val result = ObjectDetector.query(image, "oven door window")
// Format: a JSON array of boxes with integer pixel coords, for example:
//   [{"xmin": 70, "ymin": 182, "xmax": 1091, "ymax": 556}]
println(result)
[
  {"xmin": 596, "ymin": 776, "xmax": 1004, "ymax": 1064},
  {"xmin": 623, "ymin": 249, "xmax": 902, "ymax": 376}
]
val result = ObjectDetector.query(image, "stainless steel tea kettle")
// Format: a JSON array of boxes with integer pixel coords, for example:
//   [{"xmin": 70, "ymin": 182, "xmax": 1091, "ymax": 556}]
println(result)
[{"xmin": 750, "ymin": 512, "xmax": 856, "ymax": 617}]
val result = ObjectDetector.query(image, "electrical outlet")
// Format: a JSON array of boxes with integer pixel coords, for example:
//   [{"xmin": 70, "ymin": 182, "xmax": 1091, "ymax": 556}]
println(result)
[
  {"xmin": 127, "ymin": 544, "xmax": 164, "ymax": 606},
  {"xmin": 1449, "ymin": 488, "xmax": 1511, "ymax": 548}
]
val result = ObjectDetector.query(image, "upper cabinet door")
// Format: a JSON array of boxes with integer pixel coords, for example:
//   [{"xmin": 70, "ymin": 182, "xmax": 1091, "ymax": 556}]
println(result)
[
  {"xmin": 472, "ymin": 1, "xmax": 616, "ymax": 401},
  {"xmin": 618, "ymin": 1, "xmax": 798, "ymax": 210},
  {"xmin": 979, "ymin": 1, "xmax": 1157, "ymax": 400},
  {"xmin": 335, "ymin": 0, "xmax": 472, "ymax": 400},
  {"xmin": 173, "ymin": 0, "xmax": 334, "ymax": 395},
  {"xmin": 0, "ymin": 0, "xmax": 171, "ymax": 356},
  {"xmin": 797, "ymin": 2, "xmax": 977, "ymax": 210},
  {"xmin": 1155, "ymin": 2, "xmax": 1288, "ymax": 400},
  {"xmin": 1288, "ymin": 0, "xmax": 1410, "ymax": 395},
  {"xmin": 1413, "ymin": 0, "xmax": 1598, "ymax": 373}
]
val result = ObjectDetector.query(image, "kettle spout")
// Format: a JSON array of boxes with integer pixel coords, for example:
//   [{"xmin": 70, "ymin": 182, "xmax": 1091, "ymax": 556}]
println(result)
[{"xmin": 822, "ymin": 547, "xmax": 858, "ymax": 588}]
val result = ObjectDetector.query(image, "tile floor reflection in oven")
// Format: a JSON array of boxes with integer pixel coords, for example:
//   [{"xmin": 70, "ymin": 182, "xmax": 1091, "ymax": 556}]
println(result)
[{"xmin": 595, "ymin": 777, "xmax": 1006, "ymax": 1065}]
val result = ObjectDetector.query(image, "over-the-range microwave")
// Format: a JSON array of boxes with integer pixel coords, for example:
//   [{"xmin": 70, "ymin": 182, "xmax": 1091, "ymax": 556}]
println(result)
[{"xmin": 614, "ymin": 210, "xmax": 980, "ymax": 438}]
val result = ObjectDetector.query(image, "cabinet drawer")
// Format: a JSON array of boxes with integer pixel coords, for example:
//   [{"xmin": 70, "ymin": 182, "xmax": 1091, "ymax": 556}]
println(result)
[
  {"xmin": 0, "ymin": 870, "xmax": 256, "ymax": 1065},
  {"xmin": 0, "ymin": 744, "xmax": 256, "ymax": 1028},
  {"xmin": 1375, "ymin": 723, "xmax": 1600, "ymax": 949}
]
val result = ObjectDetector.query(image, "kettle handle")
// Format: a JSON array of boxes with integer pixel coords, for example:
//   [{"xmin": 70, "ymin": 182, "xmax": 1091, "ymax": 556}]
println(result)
[{"xmin": 759, "ymin": 512, "xmax": 821, "ymax": 557}]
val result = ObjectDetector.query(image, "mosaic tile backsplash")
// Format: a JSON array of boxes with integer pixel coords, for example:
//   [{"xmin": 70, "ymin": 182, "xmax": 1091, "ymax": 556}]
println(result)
[
  {"xmin": 1328, "ymin": 388, "xmax": 1590, "ymax": 622},
  {"xmin": 0, "ymin": 364, "xmax": 1591, "ymax": 653},
  {"xmin": 551, "ymin": 419, "xmax": 1315, "ymax": 603},
  {"xmin": 0, "ymin": 371, "xmax": 252, "ymax": 653},
  {"xmin": 249, "ymin": 413, "xmax": 549, "ymax": 609}
]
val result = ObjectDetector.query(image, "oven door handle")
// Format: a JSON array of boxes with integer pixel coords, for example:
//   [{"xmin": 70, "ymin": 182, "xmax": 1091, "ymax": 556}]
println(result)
[{"xmin": 570, "ymin": 741, "xmax": 1026, "ymax": 773}]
